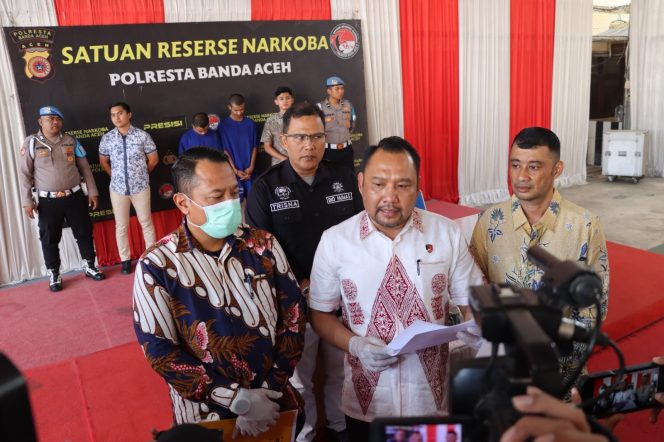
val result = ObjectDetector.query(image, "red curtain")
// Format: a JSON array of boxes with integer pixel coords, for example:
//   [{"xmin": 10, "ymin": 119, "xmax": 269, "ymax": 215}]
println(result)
[
  {"xmin": 54, "ymin": 0, "xmax": 181, "ymax": 266},
  {"xmin": 509, "ymin": 0, "xmax": 556, "ymax": 147},
  {"xmin": 399, "ymin": 0, "xmax": 460, "ymax": 203},
  {"xmin": 251, "ymin": 0, "xmax": 331, "ymax": 20},
  {"xmin": 54, "ymin": 0, "xmax": 164, "ymax": 25}
]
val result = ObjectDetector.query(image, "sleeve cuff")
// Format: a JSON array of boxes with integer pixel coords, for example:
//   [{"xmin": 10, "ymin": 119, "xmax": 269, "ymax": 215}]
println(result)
[
  {"xmin": 209, "ymin": 383, "xmax": 239, "ymax": 408},
  {"xmin": 308, "ymin": 296, "xmax": 340, "ymax": 313}
]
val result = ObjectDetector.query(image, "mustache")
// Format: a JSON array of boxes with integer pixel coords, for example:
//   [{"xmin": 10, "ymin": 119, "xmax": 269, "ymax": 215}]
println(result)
[{"xmin": 377, "ymin": 204, "xmax": 401, "ymax": 211}]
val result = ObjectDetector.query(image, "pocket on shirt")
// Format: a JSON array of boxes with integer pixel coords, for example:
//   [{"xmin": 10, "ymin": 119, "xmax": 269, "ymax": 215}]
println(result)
[
  {"xmin": 325, "ymin": 197, "xmax": 354, "ymax": 220},
  {"xmin": 418, "ymin": 261, "xmax": 450, "ymax": 322},
  {"xmin": 272, "ymin": 206, "xmax": 302, "ymax": 224}
]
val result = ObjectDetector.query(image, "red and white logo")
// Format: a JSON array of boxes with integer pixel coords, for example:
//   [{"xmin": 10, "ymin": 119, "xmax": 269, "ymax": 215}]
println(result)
[
  {"xmin": 208, "ymin": 113, "xmax": 220, "ymax": 130},
  {"xmin": 330, "ymin": 24, "xmax": 360, "ymax": 59},
  {"xmin": 159, "ymin": 183, "xmax": 175, "ymax": 199}
]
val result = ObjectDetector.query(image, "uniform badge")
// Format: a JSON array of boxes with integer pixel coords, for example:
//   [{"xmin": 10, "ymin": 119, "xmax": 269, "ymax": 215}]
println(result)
[
  {"xmin": 20, "ymin": 147, "xmax": 26, "ymax": 156},
  {"xmin": 332, "ymin": 182, "xmax": 344, "ymax": 193},
  {"xmin": 426, "ymin": 244, "xmax": 433, "ymax": 253},
  {"xmin": 9, "ymin": 28, "xmax": 56, "ymax": 83},
  {"xmin": 274, "ymin": 186, "xmax": 291, "ymax": 200}
]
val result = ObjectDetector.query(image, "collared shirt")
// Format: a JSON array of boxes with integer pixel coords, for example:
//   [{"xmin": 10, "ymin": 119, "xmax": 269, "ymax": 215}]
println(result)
[
  {"xmin": 178, "ymin": 128, "xmax": 223, "ymax": 156},
  {"xmin": 246, "ymin": 160, "xmax": 363, "ymax": 282},
  {"xmin": 309, "ymin": 209, "xmax": 484, "ymax": 421},
  {"xmin": 247, "ymin": 161, "xmax": 364, "ymax": 281},
  {"xmin": 133, "ymin": 221, "xmax": 307, "ymax": 424},
  {"xmin": 260, "ymin": 112, "xmax": 288, "ymax": 166},
  {"xmin": 469, "ymin": 190, "xmax": 609, "ymax": 384},
  {"xmin": 316, "ymin": 98, "xmax": 356, "ymax": 144},
  {"xmin": 99, "ymin": 125, "xmax": 157, "ymax": 195},
  {"xmin": 18, "ymin": 130, "xmax": 98, "ymax": 206}
]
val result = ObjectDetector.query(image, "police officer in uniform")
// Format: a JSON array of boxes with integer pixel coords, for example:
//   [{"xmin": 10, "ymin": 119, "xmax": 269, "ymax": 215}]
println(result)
[
  {"xmin": 19, "ymin": 106, "xmax": 105, "ymax": 292},
  {"xmin": 246, "ymin": 102, "xmax": 363, "ymax": 442},
  {"xmin": 317, "ymin": 76, "xmax": 357, "ymax": 170}
]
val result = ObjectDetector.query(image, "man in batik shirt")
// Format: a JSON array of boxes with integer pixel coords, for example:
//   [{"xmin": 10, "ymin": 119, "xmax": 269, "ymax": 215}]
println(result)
[
  {"xmin": 133, "ymin": 147, "xmax": 306, "ymax": 438},
  {"xmin": 309, "ymin": 137, "xmax": 484, "ymax": 442},
  {"xmin": 469, "ymin": 127, "xmax": 609, "ymax": 390}
]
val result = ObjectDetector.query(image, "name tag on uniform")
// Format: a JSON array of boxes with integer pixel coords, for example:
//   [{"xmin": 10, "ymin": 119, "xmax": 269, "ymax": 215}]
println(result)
[
  {"xmin": 325, "ymin": 116, "xmax": 334, "ymax": 122},
  {"xmin": 326, "ymin": 192, "xmax": 353, "ymax": 204},
  {"xmin": 37, "ymin": 149, "xmax": 50, "ymax": 157},
  {"xmin": 270, "ymin": 200, "xmax": 300, "ymax": 212}
]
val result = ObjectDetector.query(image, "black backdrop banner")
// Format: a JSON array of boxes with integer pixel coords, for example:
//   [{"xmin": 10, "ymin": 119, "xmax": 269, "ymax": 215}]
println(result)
[{"xmin": 5, "ymin": 21, "xmax": 367, "ymax": 221}]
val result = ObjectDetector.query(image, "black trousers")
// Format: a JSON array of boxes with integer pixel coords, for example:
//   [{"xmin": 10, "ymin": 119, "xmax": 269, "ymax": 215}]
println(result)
[
  {"xmin": 38, "ymin": 190, "xmax": 96, "ymax": 270},
  {"xmin": 345, "ymin": 415, "xmax": 370, "ymax": 442},
  {"xmin": 323, "ymin": 145, "xmax": 355, "ymax": 171}
]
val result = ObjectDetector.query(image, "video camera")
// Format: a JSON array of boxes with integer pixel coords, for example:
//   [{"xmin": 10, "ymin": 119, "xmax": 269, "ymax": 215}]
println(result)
[
  {"xmin": 371, "ymin": 246, "xmax": 623, "ymax": 442},
  {"xmin": 447, "ymin": 245, "xmax": 618, "ymax": 441}
]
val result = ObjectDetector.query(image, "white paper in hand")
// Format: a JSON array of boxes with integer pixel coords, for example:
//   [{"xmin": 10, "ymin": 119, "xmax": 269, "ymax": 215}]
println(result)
[{"xmin": 387, "ymin": 319, "xmax": 476, "ymax": 355}]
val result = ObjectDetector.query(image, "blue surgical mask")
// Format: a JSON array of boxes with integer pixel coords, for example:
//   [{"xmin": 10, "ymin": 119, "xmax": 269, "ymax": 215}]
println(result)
[{"xmin": 186, "ymin": 196, "xmax": 242, "ymax": 239}]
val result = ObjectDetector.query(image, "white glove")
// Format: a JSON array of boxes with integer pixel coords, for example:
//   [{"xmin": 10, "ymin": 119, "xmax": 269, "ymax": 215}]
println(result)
[
  {"xmin": 456, "ymin": 324, "xmax": 483, "ymax": 351},
  {"xmin": 231, "ymin": 388, "xmax": 283, "ymax": 438},
  {"xmin": 348, "ymin": 335, "xmax": 398, "ymax": 372}
]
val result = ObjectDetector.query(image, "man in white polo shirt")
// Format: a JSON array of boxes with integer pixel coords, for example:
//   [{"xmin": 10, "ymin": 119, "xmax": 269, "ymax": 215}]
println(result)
[{"xmin": 309, "ymin": 136, "xmax": 484, "ymax": 442}]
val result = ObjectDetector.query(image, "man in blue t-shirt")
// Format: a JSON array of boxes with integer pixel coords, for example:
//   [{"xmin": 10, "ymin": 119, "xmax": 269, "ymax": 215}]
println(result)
[
  {"xmin": 219, "ymin": 94, "xmax": 257, "ymax": 201},
  {"xmin": 178, "ymin": 112, "xmax": 223, "ymax": 156}
]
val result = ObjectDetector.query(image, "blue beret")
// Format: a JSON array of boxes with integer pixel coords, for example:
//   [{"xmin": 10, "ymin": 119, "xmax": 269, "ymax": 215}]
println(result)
[
  {"xmin": 326, "ymin": 76, "xmax": 345, "ymax": 87},
  {"xmin": 39, "ymin": 106, "xmax": 64, "ymax": 119}
]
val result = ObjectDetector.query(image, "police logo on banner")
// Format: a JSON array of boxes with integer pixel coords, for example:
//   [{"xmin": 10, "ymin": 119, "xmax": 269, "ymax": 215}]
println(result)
[
  {"xmin": 274, "ymin": 186, "xmax": 292, "ymax": 200},
  {"xmin": 10, "ymin": 28, "xmax": 56, "ymax": 82},
  {"xmin": 330, "ymin": 24, "xmax": 360, "ymax": 59},
  {"xmin": 332, "ymin": 181, "xmax": 344, "ymax": 193},
  {"xmin": 159, "ymin": 183, "xmax": 175, "ymax": 199},
  {"xmin": 208, "ymin": 113, "xmax": 221, "ymax": 130}
]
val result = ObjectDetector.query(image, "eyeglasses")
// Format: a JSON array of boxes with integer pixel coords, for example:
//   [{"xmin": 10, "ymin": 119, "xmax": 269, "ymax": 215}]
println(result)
[{"xmin": 283, "ymin": 133, "xmax": 326, "ymax": 145}]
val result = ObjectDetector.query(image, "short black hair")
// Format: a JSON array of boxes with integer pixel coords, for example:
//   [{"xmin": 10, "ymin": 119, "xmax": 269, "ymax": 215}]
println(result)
[
  {"xmin": 282, "ymin": 102, "xmax": 325, "ymax": 134},
  {"xmin": 511, "ymin": 127, "xmax": 561, "ymax": 160},
  {"xmin": 275, "ymin": 86, "xmax": 293, "ymax": 97},
  {"xmin": 228, "ymin": 94, "xmax": 245, "ymax": 106},
  {"xmin": 360, "ymin": 136, "xmax": 421, "ymax": 177},
  {"xmin": 191, "ymin": 112, "xmax": 209, "ymax": 128},
  {"xmin": 172, "ymin": 147, "xmax": 230, "ymax": 194},
  {"xmin": 109, "ymin": 102, "xmax": 131, "ymax": 113}
]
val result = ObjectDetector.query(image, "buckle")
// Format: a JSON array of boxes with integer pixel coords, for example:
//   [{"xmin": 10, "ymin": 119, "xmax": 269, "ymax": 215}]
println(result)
[
  {"xmin": 336, "ymin": 143, "xmax": 345, "ymax": 150},
  {"xmin": 55, "ymin": 191, "xmax": 66, "ymax": 198}
]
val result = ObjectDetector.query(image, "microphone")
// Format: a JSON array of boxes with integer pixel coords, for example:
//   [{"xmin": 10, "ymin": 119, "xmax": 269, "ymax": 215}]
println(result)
[{"xmin": 527, "ymin": 246, "xmax": 602, "ymax": 308}]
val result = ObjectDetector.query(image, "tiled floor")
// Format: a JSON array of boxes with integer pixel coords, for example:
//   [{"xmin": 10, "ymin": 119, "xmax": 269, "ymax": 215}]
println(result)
[{"xmin": 558, "ymin": 167, "xmax": 664, "ymax": 253}]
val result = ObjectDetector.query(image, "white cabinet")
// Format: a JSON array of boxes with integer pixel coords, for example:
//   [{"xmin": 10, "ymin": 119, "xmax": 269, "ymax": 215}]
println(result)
[{"xmin": 601, "ymin": 130, "xmax": 646, "ymax": 183}]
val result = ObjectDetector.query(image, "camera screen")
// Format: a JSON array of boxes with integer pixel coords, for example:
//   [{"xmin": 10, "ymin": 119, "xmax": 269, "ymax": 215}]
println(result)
[
  {"xmin": 591, "ymin": 366, "xmax": 660, "ymax": 415},
  {"xmin": 384, "ymin": 424, "xmax": 463, "ymax": 442}
]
